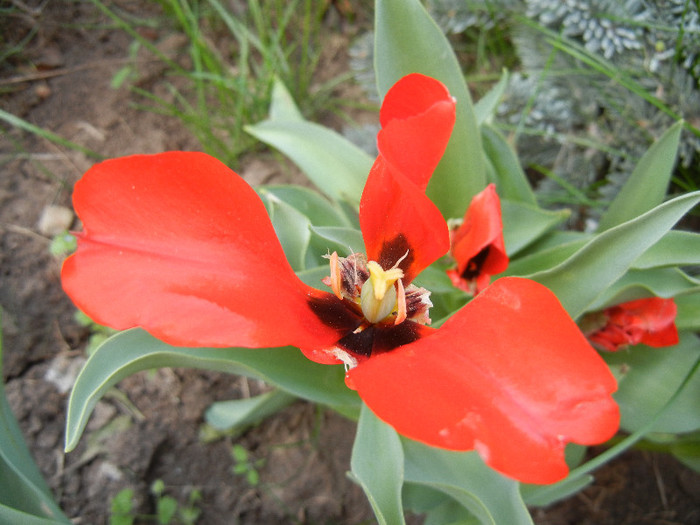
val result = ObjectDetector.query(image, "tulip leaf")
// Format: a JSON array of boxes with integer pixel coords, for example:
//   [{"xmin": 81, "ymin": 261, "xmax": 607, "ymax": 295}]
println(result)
[
  {"xmin": 259, "ymin": 193, "xmax": 311, "ymax": 271},
  {"xmin": 0, "ymin": 507, "xmax": 69, "ymax": 525},
  {"xmin": 65, "ymin": 329, "xmax": 359, "ymax": 452},
  {"xmin": 0, "ymin": 316, "xmax": 70, "ymax": 523},
  {"xmin": 632, "ymin": 230, "xmax": 700, "ymax": 269},
  {"xmin": 501, "ymin": 200, "xmax": 570, "ymax": 256},
  {"xmin": 246, "ymin": 80, "xmax": 372, "ymax": 204},
  {"xmin": 402, "ymin": 440, "xmax": 533, "ymax": 525},
  {"xmin": 588, "ymin": 268, "xmax": 700, "ymax": 310},
  {"xmin": 505, "ymin": 238, "xmax": 589, "ymax": 277},
  {"xmin": 482, "ymin": 124, "xmax": 537, "ymax": 206},
  {"xmin": 597, "ymin": 121, "xmax": 683, "ymax": 231},
  {"xmin": 675, "ymin": 293, "xmax": 700, "ymax": 331},
  {"xmin": 604, "ymin": 332, "xmax": 700, "ymax": 434},
  {"xmin": 528, "ymin": 191, "xmax": 700, "ymax": 318},
  {"xmin": 375, "ymin": 0, "xmax": 486, "ymax": 218},
  {"xmin": 309, "ymin": 226, "xmax": 365, "ymax": 256},
  {"xmin": 205, "ymin": 389, "xmax": 297, "ymax": 431},
  {"xmin": 350, "ymin": 404, "xmax": 406, "ymax": 525},
  {"xmin": 474, "ymin": 71, "xmax": 509, "ymax": 125},
  {"xmin": 296, "ymin": 265, "xmax": 331, "ymax": 291},
  {"xmin": 259, "ymin": 185, "xmax": 352, "ymax": 227}
]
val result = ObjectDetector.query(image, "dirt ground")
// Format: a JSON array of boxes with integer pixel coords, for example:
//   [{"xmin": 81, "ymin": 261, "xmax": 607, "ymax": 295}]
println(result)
[{"xmin": 1, "ymin": 1, "xmax": 699, "ymax": 524}]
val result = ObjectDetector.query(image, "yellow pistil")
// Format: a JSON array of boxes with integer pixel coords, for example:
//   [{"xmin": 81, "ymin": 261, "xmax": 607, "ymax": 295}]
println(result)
[
  {"xmin": 366, "ymin": 261, "xmax": 404, "ymax": 300},
  {"xmin": 360, "ymin": 260, "xmax": 407, "ymax": 324}
]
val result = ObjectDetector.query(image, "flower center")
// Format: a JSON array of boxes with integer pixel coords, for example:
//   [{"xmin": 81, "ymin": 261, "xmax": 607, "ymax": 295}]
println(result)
[{"xmin": 361, "ymin": 261, "xmax": 405, "ymax": 323}]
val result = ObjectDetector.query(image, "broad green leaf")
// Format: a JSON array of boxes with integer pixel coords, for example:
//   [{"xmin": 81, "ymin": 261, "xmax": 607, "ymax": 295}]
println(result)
[
  {"xmin": 309, "ymin": 226, "xmax": 364, "ymax": 256},
  {"xmin": 588, "ymin": 268, "xmax": 700, "ymax": 310},
  {"xmin": 504, "ymin": 238, "xmax": 589, "ymax": 277},
  {"xmin": 296, "ymin": 265, "xmax": 331, "ymax": 290},
  {"xmin": 676, "ymin": 293, "xmax": 700, "ymax": 331},
  {"xmin": 669, "ymin": 434, "xmax": 700, "ymax": 473},
  {"xmin": 259, "ymin": 185, "xmax": 351, "ymax": 227},
  {"xmin": 520, "ymin": 445, "xmax": 593, "ymax": 507},
  {"xmin": 0, "ymin": 314, "xmax": 70, "ymax": 523},
  {"xmin": 632, "ymin": 230, "xmax": 700, "ymax": 269},
  {"xmin": 267, "ymin": 77, "xmax": 304, "ymax": 121},
  {"xmin": 402, "ymin": 441, "xmax": 532, "ymax": 525},
  {"xmin": 205, "ymin": 389, "xmax": 297, "ymax": 431},
  {"xmin": 65, "ymin": 329, "xmax": 360, "ymax": 451},
  {"xmin": 350, "ymin": 405, "xmax": 406, "ymax": 525},
  {"xmin": 501, "ymin": 200, "xmax": 570, "ymax": 256},
  {"xmin": 482, "ymin": 125, "xmax": 537, "ymax": 206},
  {"xmin": 375, "ymin": 0, "xmax": 486, "ymax": 218},
  {"xmin": 259, "ymin": 193, "xmax": 310, "ymax": 271},
  {"xmin": 597, "ymin": 121, "xmax": 683, "ymax": 231},
  {"xmin": 528, "ymin": 191, "xmax": 700, "ymax": 318},
  {"xmin": 520, "ymin": 475, "xmax": 593, "ymax": 508},
  {"xmin": 246, "ymin": 120, "xmax": 372, "ymax": 203},
  {"xmin": 0, "ymin": 506, "xmax": 69, "ymax": 525},
  {"xmin": 604, "ymin": 332, "xmax": 700, "ymax": 434},
  {"xmin": 474, "ymin": 71, "xmax": 509, "ymax": 125}
]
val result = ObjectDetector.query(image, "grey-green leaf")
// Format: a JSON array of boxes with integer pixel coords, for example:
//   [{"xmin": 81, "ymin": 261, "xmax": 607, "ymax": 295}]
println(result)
[
  {"xmin": 350, "ymin": 404, "xmax": 406, "ymax": 525},
  {"xmin": 402, "ymin": 440, "xmax": 533, "ymax": 525},
  {"xmin": 65, "ymin": 329, "xmax": 359, "ymax": 452},
  {"xmin": 604, "ymin": 333, "xmax": 700, "ymax": 434},
  {"xmin": 528, "ymin": 191, "xmax": 700, "ymax": 318},
  {"xmin": 375, "ymin": 0, "xmax": 486, "ymax": 218},
  {"xmin": 597, "ymin": 121, "xmax": 683, "ymax": 231}
]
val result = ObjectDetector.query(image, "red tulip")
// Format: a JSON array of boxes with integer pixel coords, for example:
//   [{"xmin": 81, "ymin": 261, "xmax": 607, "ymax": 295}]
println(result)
[
  {"xmin": 62, "ymin": 74, "xmax": 618, "ymax": 484},
  {"xmin": 447, "ymin": 183, "xmax": 509, "ymax": 294},
  {"xmin": 584, "ymin": 297, "xmax": 679, "ymax": 352}
]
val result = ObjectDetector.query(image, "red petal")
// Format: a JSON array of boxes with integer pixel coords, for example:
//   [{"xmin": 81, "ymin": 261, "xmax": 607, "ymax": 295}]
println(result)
[
  {"xmin": 449, "ymin": 184, "xmax": 508, "ymax": 292},
  {"xmin": 360, "ymin": 156, "xmax": 450, "ymax": 283},
  {"xmin": 377, "ymin": 74, "xmax": 456, "ymax": 190},
  {"xmin": 61, "ymin": 152, "xmax": 341, "ymax": 349},
  {"xmin": 348, "ymin": 277, "xmax": 619, "ymax": 484}
]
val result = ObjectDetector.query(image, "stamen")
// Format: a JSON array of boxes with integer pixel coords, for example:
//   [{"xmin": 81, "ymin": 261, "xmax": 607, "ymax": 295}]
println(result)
[
  {"xmin": 328, "ymin": 251, "xmax": 343, "ymax": 300},
  {"xmin": 394, "ymin": 277, "xmax": 407, "ymax": 325}
]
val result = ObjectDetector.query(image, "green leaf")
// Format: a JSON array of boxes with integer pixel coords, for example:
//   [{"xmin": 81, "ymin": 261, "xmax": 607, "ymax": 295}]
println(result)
[
  {"xmin": 597, "ymin": 121, "xmax": 683, "ymax": 231},
  {"xmin": 528, "ymin": 191, "xmax": 700, "ymax": 318},
  {"xmin": 588, "ymin": 268, "xmax": 700, "ymax": 310},
  {"xmin": 482, "ymin": 125, "xmax": 537, "ymax": 206},
  {"xmin": 267, "ymin": 77, "xmax": 304, "ymax": 121},
  {"xmin": 375, "ymin": 0, "xmax": 486, "ymax": 218},
  {"xmin": 350, "ymin": 404, "xmax": 406, "ymax": 525},
  {"xmin": 309, "ymin": 226, "xmax": 364, "ymax": 256},
  {"xmin": 205, "ymin": 389, "xmax": 296, "ymax": 431},
  {"xmin": 676, "ymin": 293, "xmax": 700, "ymax": 331},
  {"xmin": 65, "ymin": 329, "xmax": 360, "ymax": 452},
  {"xmin": 0, "ymin": 312, "xmax": 71, "ymax": 523},
  {"xmin": 246, "ymin": 80, "xmax": 372, "ymax": 203},
  {"xmin": 474, "ymin": 71, "xmax": 509, "ymax": 125},
  {"xmin": 520, "ymin": 475, "xmax": 593, "ymax": 508},
  {"xmin": 504, "ymin": 238, "xmax": 589, "ymax": 277},
  {"xmin": 632, "ymin": 230, "xmax": 700, "ymax": 269},
  {"xmin": 157, "ymin": 496, "xmax": 178, "ymax": 525},
  {"xmin": 0, "ymin": 506, "xmax": 70, "ymax": 525},
  {"xmin": 402, "ymin": 441, "xmax": 533, "ymax": 525},
  {"xmin": 604, "ymin": 332, "xmax": 700, "ymax": 434},
  {"xmin": 501, "ymin": 200, "xmax": 570, "ymax": 256},
  {"xmin": 259, "ymin": 192, "xmax": 311, "ymax": 271},
  {"xmin": 259, "ymin": 185, "xmax": 351, "ymax": 227}
]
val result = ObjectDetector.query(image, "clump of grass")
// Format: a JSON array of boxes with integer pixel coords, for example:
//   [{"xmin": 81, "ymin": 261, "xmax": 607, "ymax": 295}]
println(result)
[{"xmin": 93, "ymin": 0, "xmax": 334, "ymax": 167}]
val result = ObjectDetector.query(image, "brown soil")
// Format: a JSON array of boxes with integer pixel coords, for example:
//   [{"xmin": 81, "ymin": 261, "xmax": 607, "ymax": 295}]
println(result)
[{"xmin": 1, "ymin": 2, "xmax": 699, "ymax": 524}]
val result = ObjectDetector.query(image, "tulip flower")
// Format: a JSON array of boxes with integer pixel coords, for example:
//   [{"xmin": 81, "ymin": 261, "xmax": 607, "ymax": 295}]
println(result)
[
  {"xmin": 583, "ymin": 297, "xmax": 679, "ymax": 352},
  {"xmin": 61, "ymin": 73, "xmax": 618, "ymax": 484},
  {"xmin": 446, "ymin": 183, "xmax": 509, "ymax": 294}
]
